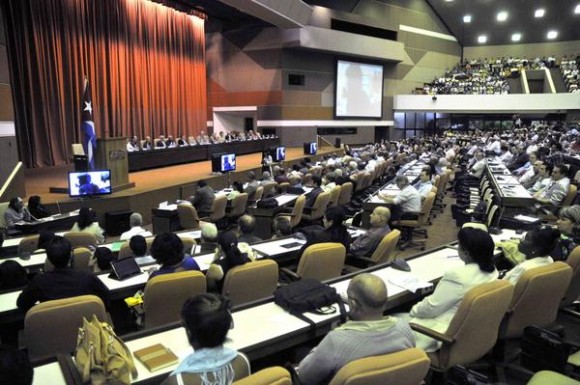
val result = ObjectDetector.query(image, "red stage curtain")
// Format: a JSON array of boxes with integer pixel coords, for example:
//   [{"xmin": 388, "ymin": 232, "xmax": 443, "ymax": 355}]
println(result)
[{"xmin": 3, "ymin": 0, "xmax": 206, "ymax": 167}]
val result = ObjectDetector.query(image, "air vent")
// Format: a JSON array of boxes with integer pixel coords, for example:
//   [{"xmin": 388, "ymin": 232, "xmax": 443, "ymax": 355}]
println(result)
[{"xmin": 288, "ymin": 74, "xmax": 305, "ymax": 86}]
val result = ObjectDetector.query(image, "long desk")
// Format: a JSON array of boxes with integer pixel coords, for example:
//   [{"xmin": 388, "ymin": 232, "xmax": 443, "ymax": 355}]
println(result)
[
  {"xmin": 247, "ymin": 193, "xmax": 302, "ymax": 239},
  {"xmin": 128, "ymin": 138, "xmax": 280, "ymax": 172},
  {"xmin": 485, "ymin": 161, "xmax": 534, "ymax": 208},
  {"xmin": 14, "ymin": 212, "xmax": 80, "ymax": 235}
]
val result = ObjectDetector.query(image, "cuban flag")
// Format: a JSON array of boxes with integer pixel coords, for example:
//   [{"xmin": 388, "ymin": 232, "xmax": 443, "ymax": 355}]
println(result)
[{"xmin": 81, "ymin": 77, "xmax": 97, "ymax": 170}]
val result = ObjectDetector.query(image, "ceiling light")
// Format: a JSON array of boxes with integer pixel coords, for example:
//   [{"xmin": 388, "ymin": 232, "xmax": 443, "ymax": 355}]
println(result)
[
  {"xmin": 575, "ymin": 4, "xmax": 580, "ymax": 14},
  {"xmin": 534, "ymin": 9, "xmax": 545, "ymax": 18},
  {"xmin": 511, "ymin": 33, "xmax": 522, "ymax": 42},
  {"xmin": 477, "ymin": 35, "xmax": 487, "ymax": 44},
  {"xmin": 497, "ymin": 11, "xmax": 508, "ymax": 22},
  {"xmin": 463, "ymin": 15, "xmax": 472, "ymax": 23},
  {"xmin": 444, "ymin": 0, "xmax": 454, "ymax": 2},
  {"xmin": 547, "ymin": 30, "xmax": 558, "ymax": 39}
]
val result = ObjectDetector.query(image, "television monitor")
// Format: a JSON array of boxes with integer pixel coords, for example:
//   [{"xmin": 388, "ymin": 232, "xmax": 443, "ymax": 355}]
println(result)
[
  {"xmin": 303, "ymin": 142, "xmax": 317, "ymax": 155},
  {"xmin": 335, "ymin": 59, "xmax": 384, "ymax": 119},
  {"xmin": 68, "ymin": 170, "xmax": 112, "ymax": 198},
  {"xmin": 221, "ymin": 153, "xmax": 236, "ymax": 172},
  {"xmin": 273, "ymin": 146, "xmax": 285, "ymax": 162}
]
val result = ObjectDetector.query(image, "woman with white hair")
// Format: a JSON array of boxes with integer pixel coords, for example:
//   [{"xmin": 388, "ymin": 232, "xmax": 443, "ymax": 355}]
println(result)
[{"xmin": 553, "ymin": 205, "xmax": 580, "ymax": 261}]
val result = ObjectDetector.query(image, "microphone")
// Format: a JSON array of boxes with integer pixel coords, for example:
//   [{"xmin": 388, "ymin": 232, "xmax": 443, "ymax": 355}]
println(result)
[{"xmin": 56, "ymin": 200, "xmax": 62, "ymax": 215}]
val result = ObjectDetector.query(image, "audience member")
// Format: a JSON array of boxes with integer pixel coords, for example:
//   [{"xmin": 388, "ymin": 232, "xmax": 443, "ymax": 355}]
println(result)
[
  {"xmin": 553, "ymin": 205, "xmax": 580, "ymax": 261},
  {"xmin": 70, "ymin": 207, "xmax": 105, "ymax": 244},
  {"xmin": 271, "ymin": 216, "xmax": 292, "ymax": 239},
  {"xmin": 0, "ymin": 344, "xmax": 33, "ymax": 385},
  {"xmin": 408, "ymin": 228, "xmax": 498, "ymax": 352},
  {"xmin": 413, "ymin": 169, "xmax": 433, "ymax": 199},
  {"xmin": 27, "ymin": 195, "xmax": 50, "ymax": 219},
  {"xmin": 197, "ymin": 223, "xmax": 219, "ymax": 254},
  {"xmin": 0, "ymin": 261, "xmax": 28, "ymax": 290},
  {"xmin": 245, "ymin": 171, "xmax": 259, "ymax": 201},
  {"xmin": 4, "ymin": 197, "xmax": 31, "ymax": 234},
  {"xmin": 349, "ymin": 207, "xmax": 391, "ymax": 257},
  {"xmin": 237, "ymin": 215, "xmax": 262, "ymax": 244},
  {"xmin": 305, "ymin": 176, "xmax": 323, "ymax": 207},
  {"xmin": 206, "ymin": 231, "xmax": 252, "ymax": 292},
  {"xmin": 297, "ymin": 273, "xmax": 415, "ymax": 385},
  {"xmin": 120, "ymin": 213, "xmax": 152, "ymax": 240},
  {"xmin": 149, "ymin": 233, "xmax": 200, "ymax": 279},
  {"xmin": 504, "ymin": 226, "xmax": 560, "ymax": 284},
  {"xmin": 17, "ymin": 236, "xmax": 108, "ymax": 312},
  {"xmin": 298, "ymin": 206, "xmax": 352, "ymax": 254},
  {"xmin": 129, "ymin": 235, "xmax": 152, "ymax": 265},
  {"xmin": 190, "ymin": 180, "xmax": 215, "ymax": 214},
  {"xmin": 161, "ymin": 294, "xmax": 249, "ymax": 385},
  {"xmin": 227, "ymin": 181, "xmax": 244, "ymax": 201}
]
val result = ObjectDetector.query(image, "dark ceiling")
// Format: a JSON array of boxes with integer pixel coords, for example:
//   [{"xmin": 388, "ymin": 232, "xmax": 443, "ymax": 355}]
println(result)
[
  {"xmin": 162, "ymin": 0, "xmax": 580, "ymax": 47},
  {"xmin": 424, "ymin": 0, "xmax": 580, "ymax": 47}
]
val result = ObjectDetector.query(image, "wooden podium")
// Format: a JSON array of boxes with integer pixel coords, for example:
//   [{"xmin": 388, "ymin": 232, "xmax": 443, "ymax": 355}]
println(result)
[{"xmin": 95, "ymin": 137, "xmax": 135, "ymax": 192}]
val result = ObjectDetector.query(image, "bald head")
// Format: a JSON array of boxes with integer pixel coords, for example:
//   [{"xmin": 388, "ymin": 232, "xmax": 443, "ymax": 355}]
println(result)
[
  {"xmin": 370, "ymin": 207, "xmax": 391, "ymax": 227},
  {"xmin": 347, "ymin": 274, "xmax": 388, "ymax": 320}
]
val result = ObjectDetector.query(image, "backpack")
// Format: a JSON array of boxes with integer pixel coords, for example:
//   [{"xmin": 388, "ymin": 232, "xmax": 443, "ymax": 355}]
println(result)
[
  {"xmin": 75, "ymin": 315, "xmax": 137, "ymax": 385},
  {"xmin": 274, "ymin": 279, "xmax": 346, "ymax": 326},
  {"xmin": 257, "ymin": 198, "xmax": 278, "ymax": 209}
]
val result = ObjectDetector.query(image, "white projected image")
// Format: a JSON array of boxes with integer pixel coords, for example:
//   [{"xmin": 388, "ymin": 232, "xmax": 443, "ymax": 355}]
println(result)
[{"xmin": 335, "ymin": 60, "xmax": 384, "ymax": 118}]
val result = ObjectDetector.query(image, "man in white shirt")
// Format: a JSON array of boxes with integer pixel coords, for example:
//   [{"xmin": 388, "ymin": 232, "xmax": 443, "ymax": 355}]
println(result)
[
  {"xmin": 534, "ymin": 164, "xmax": 571, "ymax": 211},
  {"xmin": 469, "ymin": 151, "xmax": 486, "ymax": 178},
  {"xmin": 413, "ymin": 169, "xmax": 433, "ymax": 200},
  {"xmin": 378, "ymin": 176, "xmax": 421, "ymax": 241},
  {"xmin": 120, "ymin": 213, "xmax": 152, "ymax": 241},
  {"xmin": 126, "ymin": 136, "xmax": 139, "ymax": 152}
]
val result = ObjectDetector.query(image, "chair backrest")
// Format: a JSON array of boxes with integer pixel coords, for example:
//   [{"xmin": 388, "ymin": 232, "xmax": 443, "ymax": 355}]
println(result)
[
  {"xmin": 562, "ymin": 184, "xmax": 578, "ymax": 207},
  {"xmin": 143, "ymin": 270, "xmax": 207, "ymax": 329},
  {"xmin": 71, "ymin": 247, "xmax": 92, "ymax": 273},
  {"xmin": 337, "ymin": 182, "xmax": 354, "ymax": 206},
  {"xmin": 180, "ymin": 236, "xmax": 196, "ymax": 255},
  {"xmin": 209, "ymin": 195, "xmax": 228, "ymax": 222},
  {"xmin": 228, "ymin": 193, "xmax": 249, "ymax": 217},
  {"xmin": 177, "ymin": 203, "xmax": 201, "ymax": 230},
  {"xmin": 503, "ymin": 261, "xmax": 573, "ymax": 339},
  {"xmin": 253, "ymin": 186, "xmax": 264, "ymax": 202},
  {"xmin": 0, "ymin": 202, "xmax": 9, "ymax": 229},
  {"xmin": 370, "ymin": 229, "xmax": 401, "ymax": 265},
  {"xmin": 328, "ymin": 348, "xmax": 430, "ymax": 385},
  {"xmin": 18, "ymin": 235, "xmax": 40, "ymax": 255},
  {"xmin": 328, "ymin": 185, "xmax": 342, "ymax": 208},
  {"xmin": 431, "ymin": 280, "xmax": 514, "ymax": 370},
  {"xmin": 309, "ymin": 191, "xmax": 331, "ymax": 220},
  {"xmin": 64, "ymin": 232, "xmax": 97, "ymax": 248},
  {"xmin": 233, "ymin": 366, "xmax": 291, "ymax": 385},
  {"xmin": 486, "ymin": 205, "xmax": 499, "ymax": 228},
  {"xmin": 297, "ymin": 243, "xmax": 346, "ymax": 281},
  {"xmin": 417, "ymin": 192, "xmax": 436, "ymax": 225},
  {"xmin": 289, "ymin": 195, "xmax": 306, "ymax": 228},
  {"xmin": 562, "ymin": 246, "xmax": 580, "ymax": 308},
  {"xmin": 261, "ymin": 182, "xmax": 278, "ymax": 197},
  {"xmin": 302, "ymin": 173, "xmax": 313, "ymax": 187},
  {"xmin": 24, "ymin": 295, "xmax": 107, "ymax": 362},
  {"xmin": 222, "ymin": 260, "xmax": 279, "ymax": 307},
  {"xmin": 278, "ymin": 182, "xmax": 289, "ymax": 194}
]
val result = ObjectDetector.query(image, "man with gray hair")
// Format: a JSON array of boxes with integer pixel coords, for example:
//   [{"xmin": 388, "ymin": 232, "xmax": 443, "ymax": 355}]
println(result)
[
  {"xmin": 237, "ymin": 214, "xmax": 262, "ymax": 244},
  {"xmin": 298, "ymin": 274, "xmax": 415, "ymax": 385},
  {"xmin": 196, "ymin": 223, "xmax": 219, "ymax": 254},
  {"xmin": 120, "ymin": 213, "xmax": 152, "ymax": 241}
]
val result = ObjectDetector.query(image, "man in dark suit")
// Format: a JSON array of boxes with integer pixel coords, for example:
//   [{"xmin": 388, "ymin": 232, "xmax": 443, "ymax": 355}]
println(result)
[
  {"xmin": 305, "ymin": 175, "xmax": 323, "ymax": 208},
  {"xmin": 190, "ymin": 180, "xmax": 215, "ymax": 214},
  {"xmin": 17, "ymin": 236, "xmax": 108, "ymax": 312}
]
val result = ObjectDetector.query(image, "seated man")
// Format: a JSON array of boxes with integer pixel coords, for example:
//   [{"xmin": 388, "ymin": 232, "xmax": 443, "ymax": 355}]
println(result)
[
  {"xmin": 533, "ymin": 164, "xmax": 571, "ymax": 213},
  {"xmin": 120, "ymin": 213, "xmax": 152, "ymax": 241},
  {"xmin": 271, "ymin": 216, "xmax": 292, "ymax": 239},
  {"xmin": 237, "ymin": 215, "xmax": 262, "ymax": 244},
  {"xmin": 349, "ymin": 207, "xmax": 391, "ymax": 257},
  {"xmin": 17, "ymin": 236, "xmax": 108, "ymax": 312},
  {"xmin": 413, "ymin": 169, "xmax": 433, "ymax": 200},
  {"xmin": 196, "ymin": 223, "xmax": 219, "ymax": 254},
  {"xmin": 297, "ymin": 274, "xmax": 415, "ymax": 385},
  {"xmin": 190, "ymin": 180, "xmax": 215, "ymax": 214}
]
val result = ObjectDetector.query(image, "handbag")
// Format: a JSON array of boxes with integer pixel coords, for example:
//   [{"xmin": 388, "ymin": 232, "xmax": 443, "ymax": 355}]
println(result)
[
  {"xmin": 274, "ymin": 279, "xmax": 346, "ymax": 326},
  {"xmin": 520, "ymin": 325, "xmax": 571, "ymax": 373},
  {"xmin": 75, "ymin": 314, "xmax": 138, "ymax": 385}
]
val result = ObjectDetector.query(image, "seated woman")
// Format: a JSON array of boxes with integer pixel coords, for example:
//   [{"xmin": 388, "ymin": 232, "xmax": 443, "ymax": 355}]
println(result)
[
  {"xmin": 504, "ymin": 226, "xmax": 560, "ymax": 285},
  {"xmin": 227, "ymin": 181, "xmax": 244, "ymax": 201},
  {"xmin": 149, "ymin": 233, "xmax": 200, "ymax": 279},
  {"xmin": 4, "ymin": 197, "xmax": 31, "ymax": 235},
  {"xmin": 206, "ymin": 231, "xmax": 252, "ymax": 292},
  {"xmin": 70, "ymin": 207, "xmax": 105, "ymax": 244},
  {"xmin": 553, "ymin": 205, "xmax": 580, "ymax": 261},
  {"xmin": 161, "ymin": 294, "xmax": 249, "ymax": 385},
  {"xmin": 297, "ymin": 206, "xmax": 352, "ymax": 255},
  {"xmin": 27, "ymin": 195, "xmax": 50, "ymax": 219},
  {"xmin": 409, "ymin": 227, "xmax": 498, "ymax": 352}
]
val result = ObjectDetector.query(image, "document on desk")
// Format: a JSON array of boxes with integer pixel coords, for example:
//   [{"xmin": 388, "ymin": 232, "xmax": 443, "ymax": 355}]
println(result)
[
  {"xmin": 514, "ymin": 214, "xmax": 540, "ymax": 223},
  {"xmin": 388, "ymin": 275, "xmax": 433, "ymax": 293},
  {"xmin": 251, "ymin": 238, "xmax": 306, "ymax": 256}
]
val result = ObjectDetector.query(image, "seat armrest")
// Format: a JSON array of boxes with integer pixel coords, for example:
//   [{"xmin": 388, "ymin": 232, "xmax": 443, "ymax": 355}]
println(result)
[
  {"xmin": 345, "ymin": 255, "xmax": 375, "ymax": 268},
  {"xmin": 279, "ymin": 267, "xmax": 300, "ymax": 281},
  {"xmin": 410, "ymin": 323, "xmax": 455, "ymax": 345}
]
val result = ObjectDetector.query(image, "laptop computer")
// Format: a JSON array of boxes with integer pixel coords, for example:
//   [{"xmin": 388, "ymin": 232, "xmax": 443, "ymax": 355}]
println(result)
[{"xmin": 109, "ymin": 258, "xmax": 143, "ymax": 281}]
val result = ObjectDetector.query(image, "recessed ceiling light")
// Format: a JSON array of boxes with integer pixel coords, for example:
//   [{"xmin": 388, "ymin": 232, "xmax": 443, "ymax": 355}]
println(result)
[
  {"xmin": 463, "ymin": 15, "xmax": 472, "ymax": 23},
  {"xmin": 547, "ymin": 30, "xmax": 558, "ymax": 39},
  {"xmin": 477, "ymin": 35, "xmax": 487, "ymax": 44},
  {"xmin": 535, "ymin": 9, "xmax": 545, "ymax": 18},
  {"xmin": 575, "ymin": 4, "xmax": 580, "ymax": 14},
  {"xmin": 497, "ymin": 11, "xmax": 508, "ymax": 22},
  {"xmin": 511, "ymin": 33, "xmax": 522, "ymax": 42},
  {"xmin": 444, "ymin": 0, "xmax": 454, "ymax": 2}
]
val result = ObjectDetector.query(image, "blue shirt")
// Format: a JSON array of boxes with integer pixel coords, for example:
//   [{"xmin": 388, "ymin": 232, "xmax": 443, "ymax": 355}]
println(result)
[{"xmin": 149, "ymin": 256, "xmax": 200, "ymax": 279}]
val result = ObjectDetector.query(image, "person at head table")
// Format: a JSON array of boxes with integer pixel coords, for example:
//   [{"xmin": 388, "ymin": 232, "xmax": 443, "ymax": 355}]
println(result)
[
  {"xmin": 160, "ymin": 293, "xmax": 250, "ymax": 385},
  {"xmin": 297, "ymin": 273, "xmax": 415, "ymax": 385}
]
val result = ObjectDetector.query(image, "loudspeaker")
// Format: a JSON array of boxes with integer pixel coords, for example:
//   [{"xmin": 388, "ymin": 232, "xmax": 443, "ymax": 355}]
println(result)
[
  {"xmin": 105, "ymin": 211, "xmax": 132, "ymax": 236},
  {"xmin": 335, "ymin": 138, "xmax": 341, "ymax": 148}
]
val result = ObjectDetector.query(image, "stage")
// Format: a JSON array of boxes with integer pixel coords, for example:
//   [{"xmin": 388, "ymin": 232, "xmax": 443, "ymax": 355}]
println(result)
[{"xmin": 23, "ymin": 146, "xmax": 343, "ymax": 225}]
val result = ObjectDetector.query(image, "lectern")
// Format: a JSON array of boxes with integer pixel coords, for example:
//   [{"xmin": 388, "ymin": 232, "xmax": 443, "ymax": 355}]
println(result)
[{"xmin": 95, "ymin": 138, "xmax": 135, "ymax": 191}]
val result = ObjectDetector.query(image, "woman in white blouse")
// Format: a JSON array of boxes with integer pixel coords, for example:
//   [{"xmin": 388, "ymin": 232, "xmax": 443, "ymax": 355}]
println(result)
[
  {"xmin": 503, "ymin": 226, "xmax": 560, "ymax": 285},
  {"xmin": 70, "ymin": 207, "xmax": 105, "ymax": 244},
  {"xmin": 409, "ymin": 227, "xmax": 499, "ymax": 352}
]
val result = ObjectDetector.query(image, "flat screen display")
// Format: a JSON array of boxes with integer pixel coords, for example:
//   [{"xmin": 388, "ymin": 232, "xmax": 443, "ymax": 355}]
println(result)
[
  {"xmin": 335, "ymin": 59, "xmax": 384, "ymax": 119},
  {"xmin": 220, "ymin": 153, "xmax": 236, "ymax": 172},
  {"xmin": 68, "ymin": 170, "xmax": 112, "ymax": 197},
  {"xmin": 303, "ymin": 142, "xmax": 317, "ymax": 155},
  {"xmin": 274, "ymin": 146, "xmax": 286, "ymax": 162}
]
